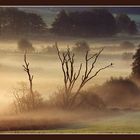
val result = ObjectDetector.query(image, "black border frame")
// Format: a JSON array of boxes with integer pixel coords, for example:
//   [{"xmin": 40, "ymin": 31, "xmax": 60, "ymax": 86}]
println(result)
[
  {"xmin": 0, "ymin": 0, "xmax": 139, "ymax": 5},
  {"xmin": 1, "ymin": 134, "xmax": 140, "ymax": 140}
]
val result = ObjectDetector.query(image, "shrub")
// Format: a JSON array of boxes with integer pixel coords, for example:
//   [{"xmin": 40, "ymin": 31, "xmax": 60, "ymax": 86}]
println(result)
[
  {"xmin": 77, "ymin": 91, "xmax": 106, "ymax": 110},
  {"xmin": 92, "ymin": 77, "xmax": 140, "ymax": 109},
  {"xmin": 122, "ymin": 52, "xmax": 133, "ymax": 60},
  {"xmin": 18, "ymin": 39, "xmax": 35, "ymax": 53},
  {"xmin": 41, "ymin": 45, "xmax": 57, "ymax": 54},
  {"xmin": 120, "ymin": 41, "xmax": 135, "ymax": 49},
  {"xmin": 12, "ymin": 82, "xmax": 44, "ymax": 113},
  {"xmin": 47, "ymin": 88, "xmax": 66, "ymax": 109},
  {"xmin": 72, "ymin": 41, "xmax": 90, "ymax": 54},
  {"xmin": 48, "ymin": 88, "xmax": 106, "ymax": 110}
]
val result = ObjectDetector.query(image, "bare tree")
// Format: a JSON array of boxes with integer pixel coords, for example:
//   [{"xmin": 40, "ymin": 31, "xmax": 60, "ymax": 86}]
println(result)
[
  {"xmin": 56, "ymin": 42, "xmax": 113, "ymax": 109},
  {"xmin": 12, "ymin": 82, "xmax": 31, "ymax": 113},
  {"xmin": 22, "ymin": 52, "xmax": 35, "ymax": 109},
  {"xmin": 11, "ymin": 53, "xmax": 43, "ymax": 113}
]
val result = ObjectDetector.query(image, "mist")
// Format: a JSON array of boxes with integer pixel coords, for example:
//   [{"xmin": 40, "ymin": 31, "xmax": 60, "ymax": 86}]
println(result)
[
  {"xmin": 0, "ymin": 6, "xmax": 139, "ymax": 133},
  {"xmin": 0, "ymin": 38, "xmax": 134, "ymax": 110}
]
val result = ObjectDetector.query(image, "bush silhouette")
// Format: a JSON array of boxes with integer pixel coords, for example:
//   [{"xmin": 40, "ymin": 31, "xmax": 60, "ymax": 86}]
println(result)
[
  {"xmin": 18, "ymin": 39, "xmax": 35, "ymax": 53},
  {"xmin": 91, "ymin": 77, "xmax": 140, "ymax": 109},
  {"xmin": 72, "ymin": 41, "xmax": 90, "ymax": 54}
]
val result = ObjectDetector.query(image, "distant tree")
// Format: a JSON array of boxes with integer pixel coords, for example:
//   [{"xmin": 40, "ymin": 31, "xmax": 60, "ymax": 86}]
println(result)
[
  {"xmin": 18, "ymin": 39, "xmax": 35, "ymax": 53},
  {"xmin": 51, "ymin": 9, "xmax": 117, "ymax": 37},
  {"xmin": 72, "ymin": 41, "xmax": 90, "ymax": 54},
  {"xmin": 26, "ymin": 13, "xmax": 47, "ymax": 33},
  {"xmin": 128, "ymin": 20, "xmax": 138, "ymax": 34},
  {"xmin": 116, "ymin": 13, "xmax": 137, "ymax": 34},
  {"xmin": 122, "ymin": 52, "xmax": 133, "ymax": 60},
  {"xmin": 120, "ymin": 41, "xmax": 135, "ymax": 49},
  {"xmin": 132, "ymin": 45, "xmax": 140, "ymax": 80},
  {"xmin": 41, "ymin": 44, "xmax": 57, "ymax": 54},
  {"xmin": 0, "ymin": 7, "xmax": 47, "ymax": 36},
  {"xmin": 89, "ymin": 9, "xmax": 117, "ymax": 36},
  {"xmin": 51, "ymin": 10, "xmax": 71, "ymax": 34}
]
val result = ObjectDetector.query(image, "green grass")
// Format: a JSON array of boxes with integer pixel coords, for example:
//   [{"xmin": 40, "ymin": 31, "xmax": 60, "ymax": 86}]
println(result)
[{"xmin": 2, "ymin": 111, "xmax": 140, "ymax": 134}]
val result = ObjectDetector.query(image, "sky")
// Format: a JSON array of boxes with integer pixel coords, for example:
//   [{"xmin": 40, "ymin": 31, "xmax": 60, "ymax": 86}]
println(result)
[{"xmin": 18, "ymin": 7, "xmax": 140, "ymax": 28}]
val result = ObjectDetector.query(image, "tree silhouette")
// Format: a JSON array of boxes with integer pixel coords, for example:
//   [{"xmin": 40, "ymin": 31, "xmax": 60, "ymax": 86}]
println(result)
[
  {"xmin": 56, "ymin": 42, "xmax": 112, "ymax": 109},
  {"xmin": 12, "ymin": 53, "xmax": 43, "ymax": 113},
  {"xmin": 51, "ymin": 9, "xmax": 117, "ymax": 37},
  {"xmin": 72, "ymin": 41, "xmax": 90, "ymax": 54},
  {"xmin": 18, "ymin": 39, "xmax": 35, "ymax": 53},
  {"xmin": 23, "ymin": 52, "xmax": 35, "ymax": 109},
  {"xmin": 120, "ymin": 41, "xmax": 135, "ymax": 49},
  {"xmin": 0, "ymin": 7, "xmax": 47, "ymax": 36},
  {"xmin": 51, "ymin": 10, "xmax": 71, "ymax": 35},
  {"xmin": 132, "ymin": 45, "xmax": 140, "ymax": 80},
  {"xmin": 116, "ymin": 13, "xmax": 137, "ymax": 34},
  {"xmin": 52, "ymin": 9, "xmax": 137, "ymax": 37}
]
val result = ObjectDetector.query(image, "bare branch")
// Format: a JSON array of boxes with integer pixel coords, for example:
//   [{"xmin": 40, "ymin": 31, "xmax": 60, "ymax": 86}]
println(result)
[
  {"xmin": 75, "ymin": 63, "xmax": 82, "ymax": 80},
  {"xmin": 87, "ymin": 53, "xmax": 97, "ymax": 61},
  {"xmin": 23, "ymin": 52, "xmax": 35, "ymax": 109},
  {"xmin": 91, "ymin": 48, "xmax": 104, "ymax": 67},
  {"xmin": 56, "ymin": 43, "xmax": 112, "ymax": 109},
  {"xmin": 70, "ymin": 48, "xmax": 112, "ymax": 108},
  {"xmin": 85, "ymin": 63, "xmax": 113, "ymax": 83},
  {"xmin": 55, "ymin": 43, "xmax": 63, "ymax": 63}
]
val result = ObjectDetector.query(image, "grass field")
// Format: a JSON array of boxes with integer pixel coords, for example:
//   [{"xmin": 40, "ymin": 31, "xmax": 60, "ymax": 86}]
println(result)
[{"xmin": 1, "ymin": 111, "xmax": 140, "ymax": 134}]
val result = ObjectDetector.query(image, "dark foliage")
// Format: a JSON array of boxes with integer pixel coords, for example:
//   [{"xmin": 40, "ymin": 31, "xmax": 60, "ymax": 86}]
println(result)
[
  {"xmin": 120, "ymin": 41, "xmax": 135, "ymax": 49},
  {"xmin": 92, "ymin": 77, "xmax": 140, "ymax": 109},
  {"xmin": 132, "ymin": 45, "xmax": 140, "ymax": 80},
  {"xmin": 72, "ymin": 41, "xmax": 90, "ymax": 54},
  {"xmin": 116, "ymin": 13, "xmax": 138, "ymax": 34},
  {"xmin": 51, "ymin": 9, "xmax": 117, "ymax": 37},
  {"xmin": 48, "ymin": 88, "xmax": 106, "ymax": 110},
  {"xmin": 18, "ymin": 39, "xmax": 35, "ymax": 52},
  {"xmin": 41, "ymin": 44, "xmax": 57, "ymax": 54},
  {"xmin": 0, "ymin": 7, "xmax": 47, "ymax": 36},
  {"xmin": 77, "ymin": 91, "xmax": 106, "ymax": 110}
]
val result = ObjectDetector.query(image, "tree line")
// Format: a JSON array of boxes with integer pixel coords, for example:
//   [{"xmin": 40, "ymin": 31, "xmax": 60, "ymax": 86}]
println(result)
[
  {"xmin": 0, "ymin": 8, "xmax": 138, "ymax": 38},
  {"xmin": 51, "ymin": 9, "xmax": 137, "ymax": 37},
  {"xmin": 0, "ymin": 7, "xmax": 47, "ymax": 36}
]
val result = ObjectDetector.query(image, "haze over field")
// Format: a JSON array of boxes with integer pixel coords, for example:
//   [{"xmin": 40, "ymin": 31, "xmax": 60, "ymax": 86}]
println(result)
[
  {"xmin": 0, "ymin": 6, "xmax": 140, "ymax": 133},
  {"xmin": 0, "ymin": 39, "xmax": 135, "ymax": 111}
]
